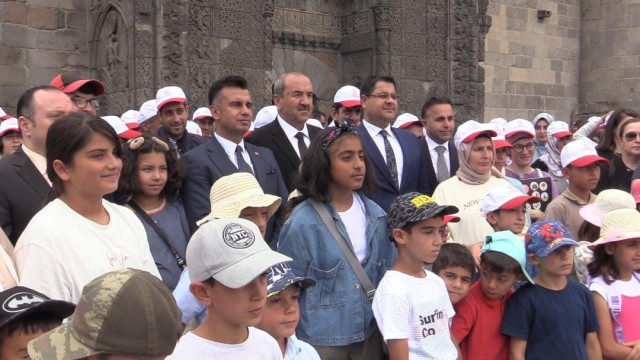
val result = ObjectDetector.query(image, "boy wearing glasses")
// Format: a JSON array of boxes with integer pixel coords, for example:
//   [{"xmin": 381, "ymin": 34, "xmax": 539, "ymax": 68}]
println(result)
[
  {"xmin": 504, "ymin": 119, "xmax": 558, "ymax": 220},
  {"xmin": 545, "ymin": 141, "xmax": 609, "ymax": 236},
  {"xmin": 50, "ymin": 72, "xmax": 104, "ymax": 116}
]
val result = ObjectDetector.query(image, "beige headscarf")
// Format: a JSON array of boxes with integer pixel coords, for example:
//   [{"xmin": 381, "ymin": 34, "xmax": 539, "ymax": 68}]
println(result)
[{"xmin": 456, "ymin": 136, "xmax": 497, "ymax": 185}]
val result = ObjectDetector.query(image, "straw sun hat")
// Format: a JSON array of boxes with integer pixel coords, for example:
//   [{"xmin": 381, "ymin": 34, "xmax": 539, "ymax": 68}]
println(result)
[
  {"xmin": 196, "ymin": 172, "xmax": 282, "ymax": 226},
  {"xmin": 579, "ymin": 189, "xmax": 636, "ymax": 227},
  {"xmin": 588, "ymin": 208, "xmax": 640, "ymax": 249}
]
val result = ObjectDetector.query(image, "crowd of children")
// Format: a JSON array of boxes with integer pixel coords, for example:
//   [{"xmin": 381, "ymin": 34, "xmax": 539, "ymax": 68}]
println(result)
[{"xmin": 1, "ymin": 72, "xmax": 640, "ymax": 360}]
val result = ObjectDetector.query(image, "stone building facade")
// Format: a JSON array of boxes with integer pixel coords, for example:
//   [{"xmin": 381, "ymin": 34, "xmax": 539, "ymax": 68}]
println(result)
[{"xmin": 0, "ymin": 0, "xmax": 491, "ymax": 122}]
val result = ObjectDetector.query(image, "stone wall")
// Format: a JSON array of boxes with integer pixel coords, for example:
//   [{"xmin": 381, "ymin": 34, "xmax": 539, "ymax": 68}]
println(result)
[
  {"xmin": 482, "ymin": 0, "xmax": 580, "ymax": 122},
  {"xmin": 0, "ymin": 0, "xmax": 90, "ymax": 115},
  {"xmin": 580, "ymin": 0, "xmax": 640, "ymax": 115}
]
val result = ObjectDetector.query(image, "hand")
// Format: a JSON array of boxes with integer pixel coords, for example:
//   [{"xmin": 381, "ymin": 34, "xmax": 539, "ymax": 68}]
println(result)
[
  {"xmin": 530, "ymin": 209, "xmax": 544, "ymax": 222},
  {"xmin": 468, "ymin": 242, "xmax": 483, "ymax": 271},
  {"xmin": 624, "ymin": 340, "xmax": 640, "ymax": 360}
]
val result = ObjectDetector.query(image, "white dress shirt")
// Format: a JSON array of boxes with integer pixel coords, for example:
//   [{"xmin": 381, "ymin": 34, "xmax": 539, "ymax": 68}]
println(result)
[
  {"xmin": 214, "ymin": 133, "xmax": 255, "ymax": 172},
  {"xmin": 21, "ymin": 144, "xmax": 51, "ymax": 186},
  {"xmin": 362, "ymin": 120, "xmax": 404, "ymax": 187},
  {"xmin": 424, "ymin": 134, "xmax": 451, "ymax": 174},
  {"xmin": 278, "ymin": 115, "xmax": 310, "ymax": 159}
]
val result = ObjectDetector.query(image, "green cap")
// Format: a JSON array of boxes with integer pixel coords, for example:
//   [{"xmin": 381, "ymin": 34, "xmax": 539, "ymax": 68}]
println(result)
[{"xmin": 28, "ymin": 269, "xmax": 182, "ymax": 360}]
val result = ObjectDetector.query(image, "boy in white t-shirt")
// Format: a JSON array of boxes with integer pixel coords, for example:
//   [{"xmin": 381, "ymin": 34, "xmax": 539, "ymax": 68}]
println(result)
[
  {"xmin": 373, "ymin": 192, "xmax": 460, "ymax": 359},
  {"xmin": 168, "ymin": 218, "xmax": 292, "ymax": 360}
]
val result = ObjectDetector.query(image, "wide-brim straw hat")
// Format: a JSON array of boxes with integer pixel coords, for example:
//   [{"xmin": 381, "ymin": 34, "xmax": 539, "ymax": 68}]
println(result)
[
  {"xmin": 579, "ymin": 189, "xmax": 636, "ymax": 227},
  {"xmin": 196, "ymin": 172, "xmax": 282, "ymax": 226},
  {"xmin": 588, "ymin": 208, "xmax": 640, "ymax": 249}
]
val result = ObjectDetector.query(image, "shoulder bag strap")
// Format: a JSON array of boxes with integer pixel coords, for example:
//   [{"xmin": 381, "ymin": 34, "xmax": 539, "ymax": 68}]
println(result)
[
  {"xmin": 309, "ymin": 200, "xmax": 376, "ymax": 302},
  {"xmin": 128, "ymin": 200, "xmax": 186, "ymax": 269}
]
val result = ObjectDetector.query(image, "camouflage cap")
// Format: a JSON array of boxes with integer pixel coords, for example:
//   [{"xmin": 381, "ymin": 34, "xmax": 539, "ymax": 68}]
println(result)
[
  {"xmin": 267, "ymin": 262, "xmax": 316, "ymax": 298},
  {"xmin": 28, "ymin": 269, "xmax": 182, "ymax": 360},
  {"xmin": 387, "ymin": 192, "xmax": 459, "ymax": 240}
]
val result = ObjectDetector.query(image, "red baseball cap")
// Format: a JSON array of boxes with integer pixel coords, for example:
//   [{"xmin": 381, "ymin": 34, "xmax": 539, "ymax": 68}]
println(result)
[{"xmin": 50, "ymin": 72, "xmax": 105, "ymax": 95}]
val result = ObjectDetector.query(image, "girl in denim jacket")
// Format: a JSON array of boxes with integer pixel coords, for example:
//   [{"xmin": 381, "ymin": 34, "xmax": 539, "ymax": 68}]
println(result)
[{"xmin": 278, "ymin": 122, "xmax": 397, "ymax": 360}]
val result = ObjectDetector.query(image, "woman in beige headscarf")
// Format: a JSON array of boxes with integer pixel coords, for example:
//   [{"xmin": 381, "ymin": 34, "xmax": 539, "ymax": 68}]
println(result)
[{"xmin": 433, "ymin": 120, "xmax": 511, "ymax": 259}]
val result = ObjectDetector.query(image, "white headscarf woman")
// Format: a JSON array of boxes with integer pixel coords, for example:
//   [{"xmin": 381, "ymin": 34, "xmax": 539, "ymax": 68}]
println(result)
[
  {"xmin": 532, "ymin": 112, "xmax": 556, "ymax": 162},
  {"xmin": 536, "ymin": 121, "xmax": 574, "ymax": 193}
]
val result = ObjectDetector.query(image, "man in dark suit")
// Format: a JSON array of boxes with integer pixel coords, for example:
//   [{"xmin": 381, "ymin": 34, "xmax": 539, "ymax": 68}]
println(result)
[
  {"xmin": 420, "ymin": 96, "xmax": 459, "ymax": 193},
  {"xmin": 246, "ymin": 72, "xmax": 321, "ymax": 192},
  {"xmin": 181, "ymin": 76, "xmax": 288, "ymax": 244},
  {"xmin": 0, "ymin": 86, "xmax": 74, "ymax": 244},
  {"xmin": 357, "ymin": 76, "xmax": 430, "ymax": 211}
]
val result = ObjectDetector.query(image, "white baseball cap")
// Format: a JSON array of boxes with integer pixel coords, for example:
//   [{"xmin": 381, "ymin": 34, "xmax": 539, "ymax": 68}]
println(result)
[
  {"xmin": 547, "ymin": 121, "xmax": 572, "ymax": 138},
  {"xmin": 0, "ymin": 118, "xmax": 19, "ymax": 137},
  {"xmin": 393, "ymin": 113, "xmax": 421, "ymax": 129},
  {"xmin": 101, "ymin": 116, "xmax": 141, "ymax": 140},
  {"xmin": 156, "ymin": 86, "xmax": 186, "ymax": 111},
  {"xmin": 138, "ymin": 100, "xmax": 158, "ymax": 125},
  {"xmin": 454, "ymin": 120, "xmax": 497, "ymax": 148},
  {"xmin": 505, "ymin": 118, "xmax": 535, "ymax": 141},
  {"xmin": 489, "ymin": 117, "xmax": 507, "ymax": 127},
  {"xmin": 193, "ymin": 107, "xmax": 213, "ymax": 121},
  {"xmin": 187, "ymin": 218, "xmax": 292, "ymax": 287},
  {"xmin": 254, "ymin": 105, "xmax": 278, "ymax": 129},
  {"xmin": 120, "ymin": 110, "xmax": 140, "ymax": 130},
  {"xmin": 333, "ymin": 85, "xmax": 361, "ymax": 108},
  {"xmin": 560, "ymin": 140, "xmax": 609, "ymax": 168},
  {"xmin": 483, "ymin": 183, "xmax": 540, "ymax": 215},
  {"xmin": 580, "ymin": 189, "xmax": 636, "ymax": 226},
  {"xmin": 0, "ymin": 107, "xmax": 12, "ymax": 121},
  {"xmin": 186, "ymin": 120, "xmax": 202, "ymax": 136}
]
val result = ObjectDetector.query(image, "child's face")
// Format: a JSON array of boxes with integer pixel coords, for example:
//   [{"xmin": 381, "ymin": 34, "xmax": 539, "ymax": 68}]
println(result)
[
  {"xmin": 208, "ymin": 274, "xmax": 268, "ymax": 329},
  {"xmin": 0, "ymin": 328, "xmax": 49, "ymax": 360},
  {"xmin": 256, "ymin": 286, "xmax": 300, "ymax": 341},
  {"xmin": 437, "ymin": 266, "xmax": 473, "ymax": 304},
  {"xmin": 136, "ymin": 151, "xmax": 168, "ymax": 198},
  {"xmin": 563, "ymin": 163, "xmax": 600, "ymax": 191},
  {"xmin": 606, "ymin": 238, "xmax": 640, "ymax": 273},
  {"xmin": 532, "ymin": 245, "xmax": 575, "ymax": 277},
  {"xmin": 494, "ymin": 147, "xmax": 509, "ymax": 170},
  {"xmin": 239, "ymin": 206, "xmax": 270, "ymax": 238},
  {"xmin": 328, "ymin": 136, "xmax": 366, "ymax": 192},
  {"xmin": 56, "ymin": 133, "xmax": 122, "ymax": 197},
  {"xmin": 402, "ymin": 217, "xmax": 445, "ymax": 264},
  {"xmin": 479, "ymin": 264, "xmax": 520, "ymax": 300},
  {"xmin": 487, "ymin": 205, "xmax": 526, "ymax": 234}
]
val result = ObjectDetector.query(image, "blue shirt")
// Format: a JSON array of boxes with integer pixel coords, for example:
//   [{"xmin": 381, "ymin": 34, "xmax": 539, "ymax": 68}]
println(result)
[
  {"xmin": 285, "ymin": 334, "xmax": 321, "ymax": 360},
  {"xmin": 500, "ymin": 278, "xmax": 599, "ymax": 360}
]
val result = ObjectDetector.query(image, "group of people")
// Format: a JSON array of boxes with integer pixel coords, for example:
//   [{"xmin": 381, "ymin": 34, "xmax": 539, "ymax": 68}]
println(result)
[{"xmin": 0, "ymin": 69, "xmax": 638, "ymax": 360}]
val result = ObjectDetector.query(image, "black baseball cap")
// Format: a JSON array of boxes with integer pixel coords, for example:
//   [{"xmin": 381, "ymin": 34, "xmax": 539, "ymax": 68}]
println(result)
[{"xmin": 0, "ymin": 287, "xmax": 75, "ymax": 329}]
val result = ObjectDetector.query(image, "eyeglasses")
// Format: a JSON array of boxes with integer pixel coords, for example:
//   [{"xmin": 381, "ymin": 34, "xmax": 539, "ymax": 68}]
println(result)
[
  {"xmin": 70, "ymin": 96, "xmax": 100, "ymax": 111},
  {"xmin": 369, "ymin": 92, "xmax": 399, "ymax": 101},
  {"xmin": 623, "ymin": 131, "xmax": 640, "ymax": 142},
  {"xmin": 512, "ymin": 142, "xmax": 536, "ymax": 153}
]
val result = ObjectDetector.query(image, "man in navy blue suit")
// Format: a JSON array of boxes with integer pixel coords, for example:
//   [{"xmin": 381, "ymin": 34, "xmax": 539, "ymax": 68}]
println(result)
[
  {"xmin": 356, "ymin": 75, "xmax": 430, "ymax": 211},
  {"xmin": 181, "ymin": 76, "xmax": 288, "ymax": 245}
]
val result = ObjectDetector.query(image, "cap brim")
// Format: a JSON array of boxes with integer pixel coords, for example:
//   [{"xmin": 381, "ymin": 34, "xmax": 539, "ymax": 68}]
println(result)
[
  {"xmin": 579, "ymin": 204, "xmax": 603, "ymax": 226},
  {"xmin": 339, "ymin": 100, "xmax": 361, "ymax": 108},
  {"xmin": 506, "ymin": 131, "xmax": 535, "ymax": 142},
  {"xmin": 569, "ymin": 155, "xmax": 609, "ymax": 167},
  {"xmin": 194, "ymin": 116, "xmax": 213, "ymax": 121},
  {"xmin": 118, "ymin": 129, "xmax": 142, "ymax": 140},
  {"xmin": 0, "ymin": 300, "xmax": 75, "ymax": 330},
  {"xmin": 588, "ymin": 231, "xmax": 640, "ymax": 250},
  {"xmin": 157, "ymin": 98, "xmax": 186, "ymax": 110},
  {"xmin": 443, "ymin": 215, "xmax": 460, "ymax": 225},
  {"xmin": 213, "ymin": 249, "xmax": 292, "ymax": 289},
  {"xmin": 60, "ymin": 80, "xmax": 105, "ymax": 96},
  {"xmin": 501, "ymin": 195, "xmax": 540, "ymax": 210},
  {"xmin": 0, "ymin": 128, "xmax": 19, "ymax": 137},
  {"xmin": 124, "ymin": 122, "xmax": 139, "ymax": 130},
  {"xmin": 268, "ymin": 276, "xmax": 317, "ymax": 297},
  {"xmin": 399, "ymin": 121, "xmax": 421, "ymax": 129},
  {"xmin": 533, "ymin": 239, "xmax": 579, "ymax": 257},
  {"xmin": 28, "ymin": 318, "xmax": 99, "ymax": 360},
  {"xmin": 462, "ymin": 130, "xmax": 498, "ymax": 144},
  {"xmin": 552, "ymin": 131, "xmax": 573, "ymax": 138},
  {"xmin": 493, "ymin": 139, "xmax": 513, "ymax": 149}
]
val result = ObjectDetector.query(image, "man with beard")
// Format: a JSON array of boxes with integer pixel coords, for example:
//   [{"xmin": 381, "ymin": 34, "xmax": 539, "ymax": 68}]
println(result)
[
  {"xmin": 421, "ymin": 97, "xmax": 459, "ymax": 192},
  {"xmin": 154, "ymin": 86, "xmax": 205, "ymax": 157}
]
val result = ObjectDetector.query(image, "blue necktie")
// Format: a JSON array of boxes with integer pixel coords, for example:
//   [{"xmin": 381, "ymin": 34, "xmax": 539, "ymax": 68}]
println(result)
[{"xmin": 235, "ymin": 146, "xmax": 253, "ymax": 175}]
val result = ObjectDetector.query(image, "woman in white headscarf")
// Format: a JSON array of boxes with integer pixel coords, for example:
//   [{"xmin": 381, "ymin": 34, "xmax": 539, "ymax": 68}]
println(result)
[
  {"xmin": 532, "ymin": 121, "xmax": 574, "ymax": 194},
  {"xmin": 531, "ymin": 112, "xmax": 555, "ymax": 163},
  {"xmin": 433, "ymin": 121, "xmax": 511, "ymax": 260}
]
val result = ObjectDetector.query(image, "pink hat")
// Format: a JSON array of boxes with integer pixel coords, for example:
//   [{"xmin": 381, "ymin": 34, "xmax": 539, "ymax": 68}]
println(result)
[
  {"xmin": 120, "ymin": 110, "xmax": 140, "ymax": 130},
  {"xmin": 0, "ymin": 107, "xmax": 12, "ymax": 121},
  {"xmin": 547, "ymin": 121, "xmax": 572, "ymax": 138},
  {"xmin": 505, "ymin": 118, "xmax": 535, "ymax": 141},
  {"xmin": 589, "ymin": 209, "xmax": 640, "ymax": 249},
  {"xmin": 454, "ymin": 120, "xmax": 497, "ymax": 148},
  {"xmin": 156, "ymin": 86, "xmax": 186, "ymax": 111},
  {"xmin": 560, "ymin": 140, "xmax": 609, "ymax": 168},
  {"xmin": 101, "ymin": 116, "xmax": 141, "ymax": 140},
  {"xmin": 193, "ymin": 107, "xmax": 213, "ymax": 121},
  {"xmin": 138, "ymin": 100, "xmax": 157, "ymax": 125},
  {"xmin": 483, "ymin": 183, "xmax": 540, "ymax": 214},
  {"xmin": 0, "ymin": 118, "xmax": 19, "ymax": 137},
  {"xmin": 393, "ymin": 113, "xmax": 422, "ymax": 129},
  {"xmin": 254, "ymin": 105, "xmax": 278, "ymax": 129},
  {"xmin": 333, "ymin": 85, "xmax": 361, "ymax": 108}
]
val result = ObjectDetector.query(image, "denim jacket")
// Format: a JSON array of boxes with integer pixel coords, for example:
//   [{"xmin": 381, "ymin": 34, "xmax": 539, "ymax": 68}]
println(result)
[{"xmin": 277, "ymin": 192, "xmax": 397, "ymax": 346}]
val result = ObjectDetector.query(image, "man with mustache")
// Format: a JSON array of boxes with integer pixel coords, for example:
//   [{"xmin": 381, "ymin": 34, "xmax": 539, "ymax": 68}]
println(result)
[
  {"xmin": 154, "ymin": 86, "xmax": 205, "ymax": 157},
  {"xmin": 356, "ymin": 75, "xmax": 430, "ymax": 210},
  {"xmin": 247, "ymin": 72, "xmax": 322, "ymax": 192}
]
